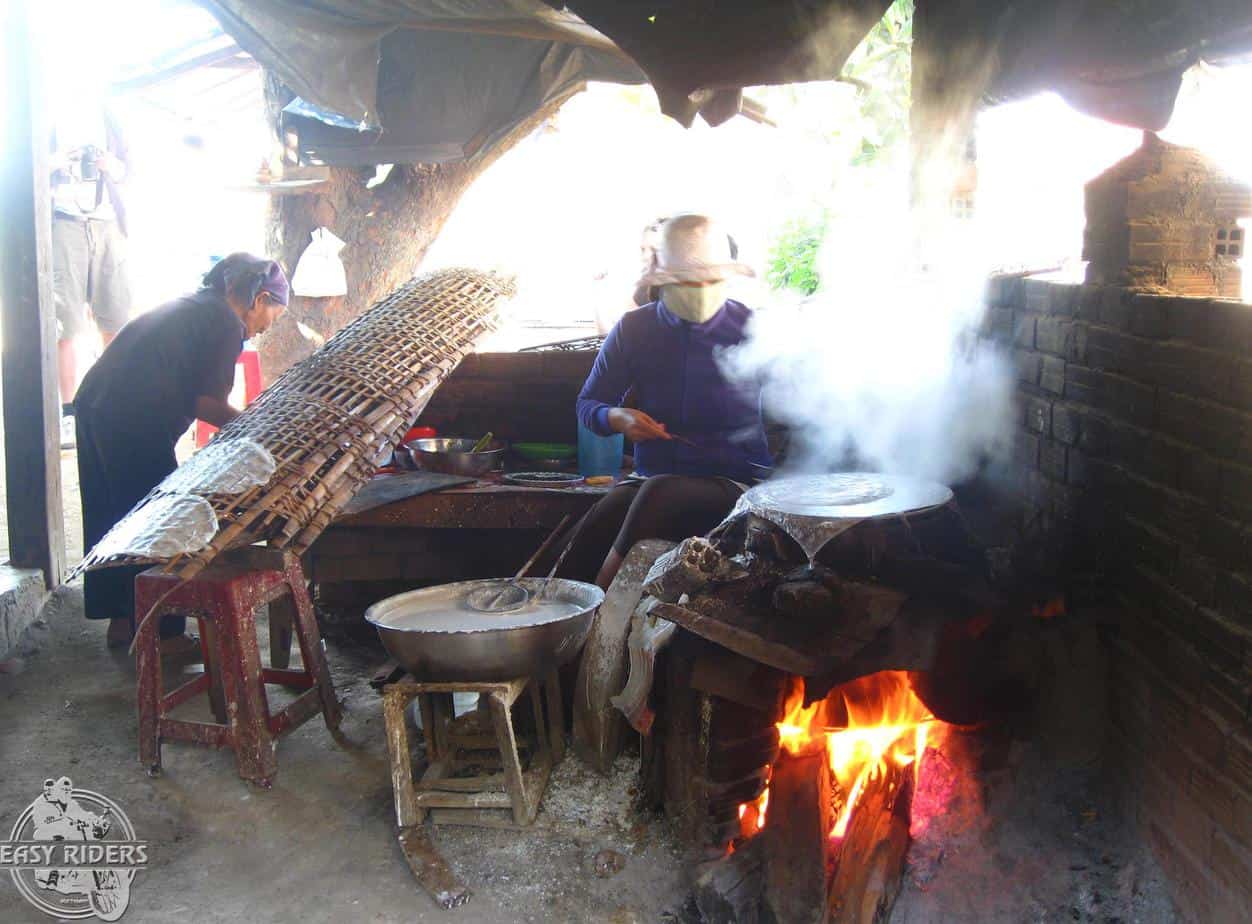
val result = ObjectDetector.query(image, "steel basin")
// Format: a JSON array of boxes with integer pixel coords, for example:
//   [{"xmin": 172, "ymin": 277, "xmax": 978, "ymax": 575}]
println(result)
[
  {"xmin": 405, "ymin": 438, "xmax": 506, "ymax": 477},
  {"xmin": 364, "ymin": 578, "xmax": 604, "ymax": 681}
]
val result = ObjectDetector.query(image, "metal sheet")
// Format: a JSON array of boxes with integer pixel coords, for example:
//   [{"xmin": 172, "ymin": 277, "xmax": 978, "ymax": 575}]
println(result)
[{"xmin": 742, "ymin": 472, "xmax": 953, "ymax": 522}]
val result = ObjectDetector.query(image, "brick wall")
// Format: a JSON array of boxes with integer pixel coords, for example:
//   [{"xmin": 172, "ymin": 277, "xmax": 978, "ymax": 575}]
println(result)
[{"xmin": 984, "ymin": 276, "xmax": 1252, "ymax": 921}]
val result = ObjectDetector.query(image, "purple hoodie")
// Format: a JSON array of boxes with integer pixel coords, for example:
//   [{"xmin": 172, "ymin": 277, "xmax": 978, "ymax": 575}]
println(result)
[{"xmin": 577, "ymin": 299, "xmax": 771, "ymax": 481}]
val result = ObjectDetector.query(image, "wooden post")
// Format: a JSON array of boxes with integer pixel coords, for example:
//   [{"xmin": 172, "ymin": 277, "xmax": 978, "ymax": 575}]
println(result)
[{"xmin": 0, "ymin": 0, "xmax": 65, "ymax": 587}]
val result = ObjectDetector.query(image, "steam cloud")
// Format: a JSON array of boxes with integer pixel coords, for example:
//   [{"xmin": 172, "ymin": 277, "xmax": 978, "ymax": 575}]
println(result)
[{"xmin": 721, "ymin": 167, "xmax": 1013, "ymax": 485}]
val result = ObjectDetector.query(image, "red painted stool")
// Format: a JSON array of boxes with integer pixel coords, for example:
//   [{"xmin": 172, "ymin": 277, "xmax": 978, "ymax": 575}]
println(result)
[{"xmin": 134, "ymin": 547, "xmax": 341, "ymax": 787}]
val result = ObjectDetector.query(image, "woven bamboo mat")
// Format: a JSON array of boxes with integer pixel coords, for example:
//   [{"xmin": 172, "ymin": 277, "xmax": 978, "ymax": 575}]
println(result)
[{"xmin": 75, "ymin": 267, "xmax": 515, "ymax": 583}]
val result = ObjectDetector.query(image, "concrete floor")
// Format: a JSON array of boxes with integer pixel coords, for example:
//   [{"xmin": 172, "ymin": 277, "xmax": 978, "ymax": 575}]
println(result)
[
  {"xmin": 1, "ymin": 584, "xmax": 1180, "ymax": 924},
  {"xmin": 0, "ymin": 586, "xmax": 689, "ymax": 924}
]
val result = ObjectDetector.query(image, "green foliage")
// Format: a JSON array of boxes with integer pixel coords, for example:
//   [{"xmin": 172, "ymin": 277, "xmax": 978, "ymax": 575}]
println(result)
[
  {"xmin": 763, "ymin": 0, "xmax": 913, "ymax": 293},
  {"xmin": 843, "ymin": 0, "xmax": 913, "ymax": 166},
  {"xmin": 767, "ymin": 213, "xmax": 828, "ymax": 295}
]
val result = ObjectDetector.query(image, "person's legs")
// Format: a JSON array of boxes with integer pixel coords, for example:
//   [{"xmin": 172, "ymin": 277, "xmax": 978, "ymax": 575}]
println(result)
[
  {"xmin": 552, "ymin": 481, "xmax": 641, "ymax": 584},
  {"xmin": 52, "ymin": 218, "xmax": 89, "ymax": 445},
  {"xmin": 596, "ymin": 475, "xmax": 743, "ymax": 588},
  {"xmin": 56, "ymin": 339, "xmax": 77, "ymax": 403},
  {"xmin": 86, "ymin": 219, "xmax": 131, "ymax": 343}
]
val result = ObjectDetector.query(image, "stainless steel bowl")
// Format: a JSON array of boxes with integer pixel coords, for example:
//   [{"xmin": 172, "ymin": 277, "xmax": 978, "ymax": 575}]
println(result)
[
  {"xmin": 406, "ymin": 437, "xmax": 506, "ymax": 476},
  {"xmin": 365, "ymin": 578, "xmax": 604, "ymax": 681}
]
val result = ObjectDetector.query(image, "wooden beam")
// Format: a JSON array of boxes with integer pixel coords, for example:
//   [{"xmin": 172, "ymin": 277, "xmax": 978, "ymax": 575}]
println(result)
[
  {"xmin": 109, "ymin": 44, "xmax": 248, "ymax": 94},
  {"xmin": 0, "ymin": 0, "xmax": 65, "ymax": 588}
]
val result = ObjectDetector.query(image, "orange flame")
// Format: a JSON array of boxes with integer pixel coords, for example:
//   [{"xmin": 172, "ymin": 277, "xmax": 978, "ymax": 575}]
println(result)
[{"xmin": 740, "ymin": 671, "xmax": 942, "ymax": 843}]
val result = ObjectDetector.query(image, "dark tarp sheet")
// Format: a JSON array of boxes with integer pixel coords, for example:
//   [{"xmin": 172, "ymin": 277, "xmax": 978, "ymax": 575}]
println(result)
[
  {"xmin": 204, "ymin": 0, "xmax": 1252, "ymax": 162},
  {"xmin": 284, "ymin": 28, "xmax": 640, "ymax": 164}
]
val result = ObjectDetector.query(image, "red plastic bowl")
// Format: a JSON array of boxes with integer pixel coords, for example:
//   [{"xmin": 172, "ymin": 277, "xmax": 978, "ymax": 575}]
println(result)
[{"xmin": 402, "ymin": 426, "xmax": 437, "ymax": 444}]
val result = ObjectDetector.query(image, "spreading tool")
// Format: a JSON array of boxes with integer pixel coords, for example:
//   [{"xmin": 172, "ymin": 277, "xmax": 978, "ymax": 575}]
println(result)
[{"xmin": 465, "ymin": 515, "xmax": 572, "ymax": 613}]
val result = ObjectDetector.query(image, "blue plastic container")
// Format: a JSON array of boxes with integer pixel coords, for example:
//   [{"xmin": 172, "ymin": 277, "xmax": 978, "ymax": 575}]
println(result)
[{"xmin": 578, "ymin": 421, "xmax": 624, "ymax": 477}]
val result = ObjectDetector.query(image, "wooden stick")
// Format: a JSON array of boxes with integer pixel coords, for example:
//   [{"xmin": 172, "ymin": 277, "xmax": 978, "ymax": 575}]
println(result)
[{"xmin": 397, "ymin": 826, "xmax": 471, "ymax": 910}]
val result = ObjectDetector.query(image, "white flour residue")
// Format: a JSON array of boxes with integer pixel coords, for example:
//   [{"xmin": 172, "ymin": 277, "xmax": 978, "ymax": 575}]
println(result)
[{"xmin": 379, "ymin": 599, "xmax": 585, "ymax": 633}]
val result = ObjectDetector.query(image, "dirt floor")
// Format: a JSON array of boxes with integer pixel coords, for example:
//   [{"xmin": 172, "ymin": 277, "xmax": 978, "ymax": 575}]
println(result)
[{"xmin": 0, "ymin": 583, "xmax": 1181, "ymax": 924}]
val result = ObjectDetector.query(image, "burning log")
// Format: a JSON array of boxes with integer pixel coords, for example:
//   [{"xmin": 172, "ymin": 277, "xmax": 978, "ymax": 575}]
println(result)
[
  {"xmin": 763, "ymin": 746, "xmax": 835, "ymax": 924},
  {"xmin": 826, "ymin": 759, "xmax": 913, "ymax": 924}
]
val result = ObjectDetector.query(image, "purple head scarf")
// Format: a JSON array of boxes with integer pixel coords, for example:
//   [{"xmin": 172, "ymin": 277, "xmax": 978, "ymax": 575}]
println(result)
[{"xmin": 259, "ymin": 261, "xmax": 290, "ymax": 306}]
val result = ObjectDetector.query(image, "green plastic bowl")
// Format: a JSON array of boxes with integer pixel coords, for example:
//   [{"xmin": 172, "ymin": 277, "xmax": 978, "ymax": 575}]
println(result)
[{"xmin": 513, "ymin": 442, "xmax": 577, "ymax": 461}]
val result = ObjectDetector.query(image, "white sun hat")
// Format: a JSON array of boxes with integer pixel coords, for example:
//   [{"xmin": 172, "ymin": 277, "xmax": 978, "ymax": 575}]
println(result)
[{"xmin": 636, "ymin": 213, "xmax": 755, "ymax": 288}]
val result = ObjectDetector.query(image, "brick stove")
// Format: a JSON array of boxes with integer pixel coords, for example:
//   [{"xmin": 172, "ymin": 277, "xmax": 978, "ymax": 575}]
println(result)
[{"xmin": 615, "ymin": 483, "xmax": 1039, "ymax": 923}]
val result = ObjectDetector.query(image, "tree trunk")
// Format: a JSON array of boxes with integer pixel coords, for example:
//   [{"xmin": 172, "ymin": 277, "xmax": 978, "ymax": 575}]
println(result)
[{"xmin": 256, "ymin": 76, "xmax": 566, "ymax": 381}]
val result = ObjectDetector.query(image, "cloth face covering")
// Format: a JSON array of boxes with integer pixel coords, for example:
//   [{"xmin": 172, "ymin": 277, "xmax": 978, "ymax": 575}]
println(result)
[{"xmin": 661, "ymin": 282, "xmax": 726, "ymax": 323}]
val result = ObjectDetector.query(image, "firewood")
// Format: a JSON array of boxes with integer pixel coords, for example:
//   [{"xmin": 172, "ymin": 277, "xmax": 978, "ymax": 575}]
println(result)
[
  {"xmin": 764, "ymin": 746, "xmax": 835, "ymax": 924},
  {"xmin": 693, "ymin": 834, "xmax": 766, "ymax": 924},
  {"xmin": 826, "ymin": 759, "xmax": 912, "ymax": 924},
  {"xmin": 397, "ymin": 826, "xmax": 471, "ymax": 910},
  {"xmin": 653, "ymin": 601, "xmax": 825, "ymax": 676},
  {"xmin": 689, "ymin": 645, "xmax": 789, "ymax": 717},
  {"xmin": 831, "ymin": 581, "xmax": 907, "ymax": 637},
  {"xmin": 643, "ymin": 536, "xmax": 748, "ymax": 602},
  {"xmin": 773, "ymin": 579, "xmax": 836, "ymax": 619}
]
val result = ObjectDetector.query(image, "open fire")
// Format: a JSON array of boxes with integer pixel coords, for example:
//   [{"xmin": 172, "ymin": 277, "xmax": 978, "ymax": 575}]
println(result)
[{"xmin": 738, "ymin": 671, "xmax": 945, "ymax": 844}]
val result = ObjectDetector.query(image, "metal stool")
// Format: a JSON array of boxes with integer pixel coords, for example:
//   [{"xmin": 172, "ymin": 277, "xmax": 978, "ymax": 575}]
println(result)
[{"xmin": 134, "ymin": 548, "xmax": 341, "ymax": 787}]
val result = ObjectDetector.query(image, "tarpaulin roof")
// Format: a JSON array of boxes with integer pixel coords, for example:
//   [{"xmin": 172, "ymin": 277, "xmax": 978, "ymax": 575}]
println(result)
[{"xmin": 202, "ymin": 0, "xmax": 1252, "ymax": 164}]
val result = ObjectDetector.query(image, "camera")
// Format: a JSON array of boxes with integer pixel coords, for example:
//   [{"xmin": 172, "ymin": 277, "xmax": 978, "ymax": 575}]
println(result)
[{"xmin": 79, "ymin": 144, "xmax": 100, "ymax": 182}]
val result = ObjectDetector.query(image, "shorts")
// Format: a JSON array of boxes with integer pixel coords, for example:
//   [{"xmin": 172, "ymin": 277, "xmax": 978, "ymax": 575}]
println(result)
[{"xmin": 52, "ymin": 216, "xmax": 131, "ymax": 339}]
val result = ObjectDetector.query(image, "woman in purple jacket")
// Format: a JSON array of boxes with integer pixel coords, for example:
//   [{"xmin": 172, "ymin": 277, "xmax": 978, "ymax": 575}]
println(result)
[{"xmin": 572, "ymin": 214, "xmax": 772, "ymax": 588}]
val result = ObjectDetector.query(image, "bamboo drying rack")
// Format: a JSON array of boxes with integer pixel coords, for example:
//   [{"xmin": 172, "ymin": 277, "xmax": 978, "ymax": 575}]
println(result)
[{"xmin": 76, "ymin": 267, "xmax": 515, "ymax": 583}]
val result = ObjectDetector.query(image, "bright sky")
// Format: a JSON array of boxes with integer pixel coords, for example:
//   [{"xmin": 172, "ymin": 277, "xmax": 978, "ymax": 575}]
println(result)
[{"xmin": 430, "ymin": 61, "xmax": 1252, "ymax": 345}]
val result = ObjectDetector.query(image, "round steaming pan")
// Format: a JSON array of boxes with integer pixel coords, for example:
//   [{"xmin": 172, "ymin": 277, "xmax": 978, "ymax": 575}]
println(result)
[
  {"xmin": 365, "ymin": 578, "xmax": 604, "ymax": 681},
  {"xmin": 742, "ymin": 472, "xmax": 953, "ymax": 522}
]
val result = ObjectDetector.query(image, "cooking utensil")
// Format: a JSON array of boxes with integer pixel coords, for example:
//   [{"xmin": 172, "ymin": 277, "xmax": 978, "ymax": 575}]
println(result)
[
  {"xmin": 470, "ymin": 431, "xmax": 495, "ymax": 453},
  {"xmin": 365, "ymin": 578, "xmax": 604, "ymax": 681},
  {"xmin": 503, "ymin": 471, "xmax": 584, "ymax": 487},
  {"xmin": 466, "ymin": 514, "xmax": 572, "ymax": 613},
  {"xmin": 407, "ymin": 437, "xmax": 506, "ymax": 476},
  {"xmin": 535, "ymin": 514, "xmax": 587, "ymax": 603}
]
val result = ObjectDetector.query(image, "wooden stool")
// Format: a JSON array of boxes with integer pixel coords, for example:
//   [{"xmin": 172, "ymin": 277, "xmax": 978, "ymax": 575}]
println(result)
[
  {"xmin": 134, "ymin": 548, "xmax": 342, "ymax": 787},
  {"xmin": 382, "ymin": 671, "xmax": 564, "ymax": 829}
]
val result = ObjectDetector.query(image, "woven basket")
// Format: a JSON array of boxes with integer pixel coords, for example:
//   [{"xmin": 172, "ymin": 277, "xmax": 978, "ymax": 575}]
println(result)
[{"xmin": 76, "ymin": 267, "xmax": 514, "ymax": 582}]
